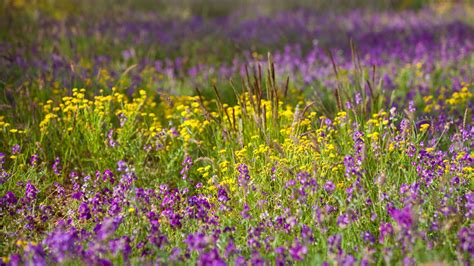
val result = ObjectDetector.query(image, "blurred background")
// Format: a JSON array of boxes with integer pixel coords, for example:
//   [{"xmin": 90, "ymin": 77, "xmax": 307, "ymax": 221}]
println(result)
[
  {"xmin": 0, "ymin": 0, "xmax": 472, "ymax": 105},
  {"xmin": 2, "ymin": 0, "xmax": 473, "ymax": 19}
]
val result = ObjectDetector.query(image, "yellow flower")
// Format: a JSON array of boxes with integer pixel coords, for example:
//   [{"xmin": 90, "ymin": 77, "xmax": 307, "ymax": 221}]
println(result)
[
  {"xmin": 425, "ymin": 147, "xmax": 435, "ymax": 153},
  {"xmin": 368, "ymin": 132, "xmax": 379, "ymax": 141},
  {"xmin": 388, "ymin": 143, "xmax": 395, "ymax": 152},
  {"xmin": 336, "ymin": 111, "xmax": 347, "ymax": 118},
  {"xmin": 16, "ymin": 240, "xmax": 26, "ymax": 247},
  {"xmin": 419, "ymin": 123, "xmax": 430, "ymax": 132},
  {"xmin": 235, "ymin": 147, "xmax": 247, "ymax": 158}
]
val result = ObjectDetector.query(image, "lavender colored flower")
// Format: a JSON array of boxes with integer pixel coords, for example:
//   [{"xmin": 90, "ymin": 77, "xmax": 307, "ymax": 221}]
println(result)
[
  {"xmin": 103, "ymin": 169, "xmax": 114, "ymax": 184},
  {"xmin": 180, "ymin": 156, "xmax": 193, "ymax": 180},
  {"xmin": 340, "ymin": 254, "xmax": 356, "ymax": 266},
  {"xmin": 379, "ymin": 223, "xmax": 393, "ymax": 243},
  {"xmin": 43, "ymin": 224, "xmax": 78, "ymax": 263},
  {"xmin": 324, "ymin": 181, "xmax": 335, "ymax": 193},
  {"xmin": 118, "ymin": 113, "xmax": 127, "ymax": 127},
  {"xmin": 94, "ymin": 217, "xmax": 122, "ymax": 240},
  {"xmin": 225, "ymin": 239, "xmax": 236, "ymax": 257},
  {"xmin": 117, "ymin": 160, "xmax": 127, "ymax": 172},
  {"xmin": 389, "ymin": 206, "xmax": 413, "ymax": 229},
  {"xmin": 289, "ymin": 239, "xmax": 307, "ymax": 261},
  {"xmin": 25, "ymin": 181, "xmax": 39, "ymax": 200},
  {"xmin": 11, "ymin": 144, "xmax": 20, "ymax": 155},
  {"xmin": 109, "ymin": 236, "xmax": 131, "ymax": 260},
  {"xmin": 337, "ymin": 213, "xmax": 350, "ymax": 228},
  {"xmin": 237, "ymin": 163, "xmax": 250, "ymax": 187},
  {"xmin": 107, "ymin": 129, "xmax": 117, "ymax": 147},
  {"xmin": 457, "ymin": 225, "xmax": 473, "ymax": 256},
  {"xmin": 30, "ymin": 154, "xmax": 40, "ymax": 166},
  {"xmin": 234, "ymin": 256, "xmax": 247, "ymax": 266},
  {"xmin": 217, "ymin": 186, "xmax": 229, "ymax": 202},
  {"xmin": 241, "ymin": 203, "xmax": 252, "ymax": 219},
  {"xmin": 78, "ymin": 202, "xmax": 91, "ymax": 220},
  {"xmin": 52, "ymin": 157, "xmax": 62, "ymax": 175},
  {"xmin": 184, "ymin": 232, "xmax": 210, "ymax": 251},
  {"xmin": 197, "ymin": 248, "xmax": 226, "ymax": 266}
]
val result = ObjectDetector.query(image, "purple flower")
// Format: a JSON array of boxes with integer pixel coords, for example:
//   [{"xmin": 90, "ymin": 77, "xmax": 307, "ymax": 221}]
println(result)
[
  {"xmin": 0, "ymin": 152, "xmax": 5, "ymax": 166},
  {"xmin": 241, "ymin": 203, "xmax": 252, "ymax": 219},
  {"xmin": 217, "ymin": 187, "xmax": 229, "ymax": 202},
  {"xmin": 234, "ymin": 256, "xmax": 247, "ymax": 266},
  {"xmin": 30, "ymin": 154, "xmax": 39, "ymax": 166},
  {"xmin": 250, "ymin": 251, "xmax": 265, "ymax": 266},
  {"xmin": 324, "ymin": 181, "xmax": 335, "ymax": 193},
  {"xmin": 118, "ymin": 113, "xmax": 127, "ymax": 127},
  {"xmin": 340, "ymin": 254, "xmax": 356, "ymax": 266},
  {"xmin": 3, "ymin": 191, "xmax": 18, "ymax": 205},
  {"xmin": 103, "ymin": 169, "xmax": 114, "ymax": 184},
  {"xmin": 389, "ymin": 206, "xmax": 413, "ymax": 229},
  {"xmin": 107, "ymin": 129, "xmax": 117, "ymax": 147},
  {"xmin": 184, "ymin": 232, "xmax": 210, "ymax": 251},
  {"xmin": 355, "ymin": 92, "xmax": 362, "ymax": 105},
  {"xmin": 78, "ymin": 202, "xmax": 91, "ymax": 220},
  {"xmin": 408, "ymin": 100, "xmax": 415, "ymax": 113},
  {"xmin": 117, "ymin": 160, "xmax": 127, "ymax": 172},
  {"xmin": 180, "ymin": 156, "xmax": 193, "ymax": 180},
  {"xmin": 94, "ymin": 217, "xmax": 122, "ymax": 240},
  {"xmin": 52, "ymin": 157, "xmax": 62, "ymax": 175},
  {"xmin": 237, "ymin": 163, "xmax": 250, "ymax": 187},
  {"xmin": 169, "ymin": 247, "xmax": 181, "ymax": 261},
  {"xmin": 24, "ymin": 243, "xmax": 47, "ymax": 266},
  {"xmin": 168, "ymin": 211, "xmax": 182, "ymax": 229},
  {"xmin": 43, "ymin": 223, "xmax": 78, "ymax": 263},
  {"xmin": 159, "ymin": 184, "xmax": 168, "ymax": 193},
  {"xmin": 225, "ymin": 239, "xmax": 236, "ymax": 257},
  {"xmin": 289, "ymin": 239, "xmax": 307, "ymax": 261},
  {"xmin": 197, "ymin": 248, "xmax": 225, "ymax": 266},
  {"xmin": 108, "ymin": 200, "xmax": 122, "ymax": 216},
  {"xmin": 9, "ymin": 253, "xmax": 22, "ymax": 265},
  {"xmin": 328, "ymin": 234, "xmax": 342, "ymax": 253},
  {"xmin": 11, "ymin": 144, "xmax": 20, "ymax": 155},
  {"xmin": 379, "ymin": 222, "xmax": 394, "ymax": 243},
  {"xmin": 109, "ymin": 236, "xmax": 131, "ymax": 260},
  {"xmin": 362, "ymin": 231, "xmax": 375, "ymax": 244},
  {"xmin": 403, "ymin": 256, "xmax": 415, "ymax": 266},
  {"xmin": 71, "ymin": 182, "xmax": 83, "ymax": 200},
  {"xmin": 337, "ymin": 213, "xmax": 350, "ymax": 228},
  {"xmin": 301, "ymin": 224, "xmax": 314, "ymax": 242},
  {"xmin": 25, "ymin": 181, "xmax": 39, "ymax": 200},
  {"xmin": 457, "ymin": 225, "xmax": 473, "ymax": 256}
]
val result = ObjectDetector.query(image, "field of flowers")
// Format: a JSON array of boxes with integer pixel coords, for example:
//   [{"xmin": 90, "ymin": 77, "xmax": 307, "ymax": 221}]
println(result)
[{"xmin": 0, "ymin": 1, "xmax": 473, "ymax": 265}]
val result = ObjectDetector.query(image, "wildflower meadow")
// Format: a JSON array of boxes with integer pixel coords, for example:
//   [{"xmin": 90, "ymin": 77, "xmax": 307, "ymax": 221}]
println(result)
[{"xmin": 0, "ymin": 1, "xmax": 473, "ymax": 265}]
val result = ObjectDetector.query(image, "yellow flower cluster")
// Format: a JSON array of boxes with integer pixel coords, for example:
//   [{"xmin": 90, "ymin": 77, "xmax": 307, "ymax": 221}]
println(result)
[
  {"xmin": 0, "ymin": 116, "xmax": 12, "ymax": 130},
  {"xmin": 39, "ymin": 88, "xmax": 128, "ymax": 131},
  {"xmin": 446, "ymin": 86, "xmax": 472, "ymax": 106}
]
